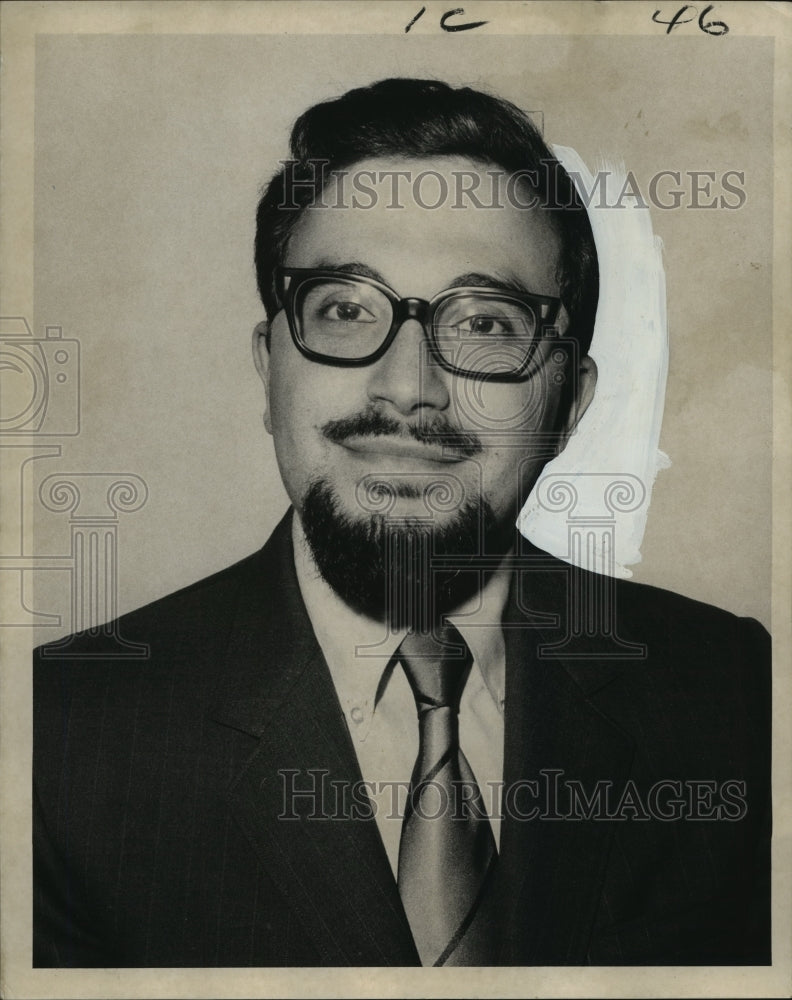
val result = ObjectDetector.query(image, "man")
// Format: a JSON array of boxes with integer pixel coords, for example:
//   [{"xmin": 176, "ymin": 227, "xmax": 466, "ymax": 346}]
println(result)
[{"xmin": 33, "ymin": 78, "xmax": 770, "ymax": 967}]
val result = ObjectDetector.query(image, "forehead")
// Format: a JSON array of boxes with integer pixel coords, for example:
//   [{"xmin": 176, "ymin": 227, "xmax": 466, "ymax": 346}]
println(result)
[{"xmin": 284, "ymin": 155, "xmax": 563, "ymax": 299}]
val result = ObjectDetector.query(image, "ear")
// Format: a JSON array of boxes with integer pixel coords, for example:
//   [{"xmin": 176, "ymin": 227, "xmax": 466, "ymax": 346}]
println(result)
[
  {"xmin": 557, "ymin": 354, "xmax": 598, "ymax": 450},
  {"xmin": 252, "ymin": 321, "xmax": 273, "ymax": 434}
]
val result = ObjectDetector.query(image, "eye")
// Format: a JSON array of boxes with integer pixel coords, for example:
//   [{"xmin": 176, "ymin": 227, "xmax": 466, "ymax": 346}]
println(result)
[
  {"xmin": 459, "ymin": 314, "xmax": 516, "ymax": 337},
  {"xmin": 436, "ymin": 293, "xmax": 538, "ymax": 341},
  {"xmin": 320, "ymin": 301, "xmax": 378, "ymax": 324}
]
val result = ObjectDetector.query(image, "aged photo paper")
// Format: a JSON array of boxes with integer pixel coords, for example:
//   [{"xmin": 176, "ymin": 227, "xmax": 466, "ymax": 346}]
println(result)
[{"xmin": 1, "ymin": 1, "xmax": 790, "ymax": 996}]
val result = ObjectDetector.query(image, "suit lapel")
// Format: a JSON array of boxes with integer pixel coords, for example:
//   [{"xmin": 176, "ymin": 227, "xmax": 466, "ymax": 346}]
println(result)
[
  {"xmin": 209, "ymin": 514, "xmax": 419, "ymax": 966},
  {"xmin": 495, "ymin": 552, "xmax": 637, "ymax": 965}
]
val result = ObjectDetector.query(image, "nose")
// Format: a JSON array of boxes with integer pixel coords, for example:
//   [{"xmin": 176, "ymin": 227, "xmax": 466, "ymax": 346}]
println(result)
[{"xmin": 366, "ymin": 317, "xmax": 450, "ymax": 417}]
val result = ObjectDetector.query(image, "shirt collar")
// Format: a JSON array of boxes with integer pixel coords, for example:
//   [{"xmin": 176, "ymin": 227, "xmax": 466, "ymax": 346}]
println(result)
[{"xmin": 291, "ymin": 513, "xmax": 510, "ymax": 725}]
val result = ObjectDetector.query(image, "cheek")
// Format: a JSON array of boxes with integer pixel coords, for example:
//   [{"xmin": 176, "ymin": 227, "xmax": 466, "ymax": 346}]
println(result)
[
  {"xmin": 265, "ymin": 354, "xmax": 325, "ymax": 470},
  {"xmin": 266, "ymin": 358, "xmax": 299, "ymax": 437},
  {"xmin": 450, "ymin": 372, "xmax": 560, "ymax": 436},
  {"xmin": 457, "ymin": 370, "xmax": 564, "ymax": 512},
  {"xmin": 266, "ymin": 330, "xmax": 319, "ymax": 426},
  {"xmin": 266, "ymin": 347, "xmax": 367, "ymax": 448}
]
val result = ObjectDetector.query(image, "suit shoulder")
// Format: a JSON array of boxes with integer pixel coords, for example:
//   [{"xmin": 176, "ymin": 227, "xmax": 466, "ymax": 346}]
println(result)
[
  {"xmin": 33, "ymin": 510, "xmax": 295, "ymax": 697},
  {"xmin": 600, "ymin": 575, "xmax": 771, "ymax": 733},
  {"xmin": 32, "ymin": 528, "xmax": 301, "ymax": 712},
  {"xmin": 31, "ymin": 545, "xmax": 279, "ymax": 773},
  {"xmin": 35, "ymin": 547, "xmax": 263, "ymax": 665},
  {"xmin": 612, "ymin": 573, "xmax": 769, "ymax": 648}
]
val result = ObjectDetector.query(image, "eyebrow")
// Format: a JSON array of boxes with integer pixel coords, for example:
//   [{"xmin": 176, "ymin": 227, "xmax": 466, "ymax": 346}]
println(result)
[
  {"xmin": 311, "ymin": 262, "xmax": 536, "ymax": 296},
  {"xmin": 314, "ymin": 261, "xmax": 387, "ymax": 283},
  {"xmin": 446, "ymin": 271, "xmax": 534, "ymax": 295}
]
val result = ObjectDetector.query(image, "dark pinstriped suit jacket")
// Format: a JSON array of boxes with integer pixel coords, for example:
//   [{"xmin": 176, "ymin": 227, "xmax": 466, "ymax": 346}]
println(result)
[{"xmin": 33, "ymin": 511, "xmax": 771, "ymax": 966}]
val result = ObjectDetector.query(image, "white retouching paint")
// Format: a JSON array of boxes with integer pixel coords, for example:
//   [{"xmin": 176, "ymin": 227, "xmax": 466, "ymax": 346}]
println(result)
[{"xmin": 518, "ymin": 147, "xmax": 671, "ymax": 578}]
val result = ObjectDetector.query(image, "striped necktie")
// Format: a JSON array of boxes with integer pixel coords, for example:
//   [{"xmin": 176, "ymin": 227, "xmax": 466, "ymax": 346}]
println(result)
[{"xmin": 396, "ymin": 624, "xmax": 498, "ymax": 966}]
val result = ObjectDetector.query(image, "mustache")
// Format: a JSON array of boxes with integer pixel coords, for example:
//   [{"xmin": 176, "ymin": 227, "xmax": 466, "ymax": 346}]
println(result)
[{"xmin": 321, "ymin": 407, "xmax": 482, "ymax": 458}]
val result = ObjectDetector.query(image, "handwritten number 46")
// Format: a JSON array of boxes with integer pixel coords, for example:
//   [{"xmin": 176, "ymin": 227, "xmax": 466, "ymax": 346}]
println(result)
[{"xmin": 653, "ymin": 4, "xmax": 729, "ymax": 35}]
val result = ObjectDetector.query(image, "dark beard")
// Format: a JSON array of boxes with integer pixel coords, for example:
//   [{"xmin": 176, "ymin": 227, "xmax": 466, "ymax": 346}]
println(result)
[{"xmin": 300, "ymin": 478, "xmax": 510, "ymax": 631}]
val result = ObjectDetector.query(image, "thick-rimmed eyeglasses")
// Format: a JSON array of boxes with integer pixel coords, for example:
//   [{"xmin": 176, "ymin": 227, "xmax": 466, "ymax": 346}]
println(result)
[{"xmin": 275, "ymin": 267, "xmax": 563, "ymax": 381}]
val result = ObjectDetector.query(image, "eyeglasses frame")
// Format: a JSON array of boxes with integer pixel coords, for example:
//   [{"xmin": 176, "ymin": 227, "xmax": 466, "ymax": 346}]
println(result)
[{"xmin": 274, "ymin": 266, "xmax": 565, "ymax": 382}]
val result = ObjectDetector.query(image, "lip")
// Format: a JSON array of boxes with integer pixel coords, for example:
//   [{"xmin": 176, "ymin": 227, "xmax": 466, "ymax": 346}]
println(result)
[{"xmin": 339, "ymin": 436, "xmax": 469, "ymax": 464}]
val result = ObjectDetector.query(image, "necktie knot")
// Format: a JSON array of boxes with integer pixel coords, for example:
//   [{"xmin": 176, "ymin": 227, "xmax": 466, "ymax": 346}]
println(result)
[{"xmin": 397, "ymin": 624, "xmax": 472, "ymax": 715}]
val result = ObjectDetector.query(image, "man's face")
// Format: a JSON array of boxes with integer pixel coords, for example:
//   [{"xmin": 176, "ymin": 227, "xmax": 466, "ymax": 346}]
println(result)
[{"xmin": 255, "ymin": 155, "xmax": 591, "ymax": 558}]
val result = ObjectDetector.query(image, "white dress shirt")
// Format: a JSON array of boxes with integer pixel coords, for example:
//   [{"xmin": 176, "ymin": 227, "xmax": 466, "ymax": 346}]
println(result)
[{"xmin": 292, "ymin": 514, "xmax": 510, "ymax": 877}]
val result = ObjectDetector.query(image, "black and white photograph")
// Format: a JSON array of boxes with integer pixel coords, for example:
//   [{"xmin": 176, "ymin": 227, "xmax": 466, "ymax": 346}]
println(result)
[{"xmin": 1, "ymin": 2, "xmax": 789, "ymax": 997}]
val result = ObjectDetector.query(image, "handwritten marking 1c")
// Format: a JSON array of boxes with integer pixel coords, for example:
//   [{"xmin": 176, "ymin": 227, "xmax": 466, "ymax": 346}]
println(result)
[{"xmin": 405, "ymin": 6, "xmax": 489, "ymax": 33}]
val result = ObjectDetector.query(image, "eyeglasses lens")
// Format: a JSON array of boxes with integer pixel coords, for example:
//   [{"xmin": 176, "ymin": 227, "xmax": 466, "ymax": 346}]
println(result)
[
  {"xmin": 297, "ymin": 278, "xmax": 393, "ymax": 360},
  {"xmin": 433, "ymin": 293, "xmax": 537, "ymax": 376}
]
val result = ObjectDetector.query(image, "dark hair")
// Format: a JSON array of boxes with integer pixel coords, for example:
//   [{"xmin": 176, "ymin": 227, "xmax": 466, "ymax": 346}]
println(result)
[{"xmin": 254, "ymin": 77, "xmax": 598, "ymax": 354}]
